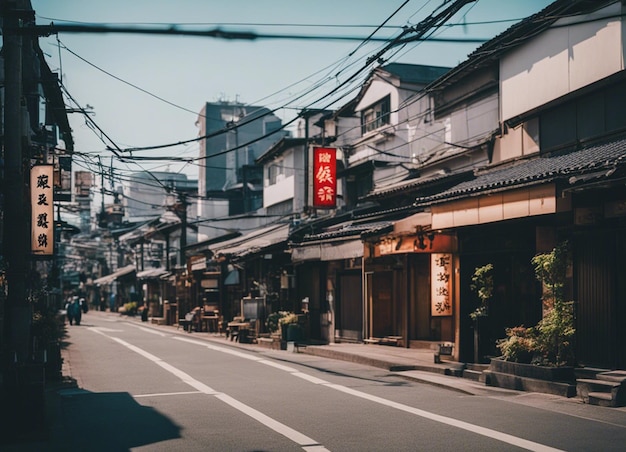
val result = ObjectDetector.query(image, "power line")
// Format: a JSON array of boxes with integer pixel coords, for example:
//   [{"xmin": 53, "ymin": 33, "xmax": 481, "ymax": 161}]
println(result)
[{"xmin": 27, "ymin": 22, "xmax": 488, "ymax": 44}]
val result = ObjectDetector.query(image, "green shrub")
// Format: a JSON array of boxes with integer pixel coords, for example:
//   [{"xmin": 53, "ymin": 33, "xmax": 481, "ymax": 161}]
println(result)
[
  {"xmin": 122, "ymin": 301, "xmax": 138, "ymax": 315},
  {"xmin": 496, "ymin": 242, "xmax": 575, "ymax": 367},
  {"xmin": 266, "ymin": 311, "xmax": 289, "ymax": 333},
  {"xmin": 497, "ymin": 326, "xmax": 537, "ymax": 363},
  {"xmin": 469, "ymin": 263, "xmax": 493, "ymax": 321}
]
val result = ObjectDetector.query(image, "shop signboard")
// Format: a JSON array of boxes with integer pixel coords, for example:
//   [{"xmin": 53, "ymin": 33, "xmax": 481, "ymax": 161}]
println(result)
[
  {"xmin": 31, "ymin": 165, "xmax": 54, "ymax": 255},
  {"xmin": 431, "ymin": 253, "xmax": 453, "ymax": 316},
  {"xmin": 310, "ymin": 147, "xmax": 336, "ymax": 208}
]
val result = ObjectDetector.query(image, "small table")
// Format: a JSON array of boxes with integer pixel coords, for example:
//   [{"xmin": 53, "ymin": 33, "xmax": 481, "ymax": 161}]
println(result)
[
  {"xmin": 227, "ymin": 321, "xmax": 250, "ymax": 341},
  {"xmin": 201, "ymin": 315, "xmax": 220, "ymax": 333}
]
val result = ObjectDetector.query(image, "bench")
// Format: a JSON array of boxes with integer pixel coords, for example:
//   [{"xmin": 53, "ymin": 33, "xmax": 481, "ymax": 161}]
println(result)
[
  {"xmin": 177, "ymin": 312, "xmax": 195, "ymax": 333},
  {"xmin": 434, "ymin": 342, "xmax": 454, "ymax": 363}
]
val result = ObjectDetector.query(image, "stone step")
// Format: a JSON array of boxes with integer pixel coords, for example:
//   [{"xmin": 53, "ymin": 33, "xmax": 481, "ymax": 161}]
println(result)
[
  {"xmin": 462, "ymin": 369, "xmax": 482, "ymax": 382},
  {"xmin": 577, "ymin": 378, "xmax": 625, "ymax": 407},
  {"xmin": 597, "ymin": 371, "xmax": 626, "ymax": 383},
  {"xmin": 465, "ymin": 363, "xmax": 490, "ymax": 372},
  {"xmin": 576, "ymin": 378, "xmax": 621, "ymax": 392},
  {"xmin": 588, "ymin": 391, "xmax": 621, "ymax": 408},
  {"xmin": 575, "ymin": 367, "xmax": 608, "ymax": 380}
]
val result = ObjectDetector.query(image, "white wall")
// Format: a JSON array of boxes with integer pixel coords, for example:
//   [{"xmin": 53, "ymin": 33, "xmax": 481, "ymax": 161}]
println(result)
[
  {"xmin": 501, "ymin": 3, "xmax": 625, "ymax": 121},
  {"xmin": 264, "ymin": 175, "xmax": 295, "ymax": 207},
  {"xmin": 196, "ymin": 199, "xmax": 230, "ymax": 240}
]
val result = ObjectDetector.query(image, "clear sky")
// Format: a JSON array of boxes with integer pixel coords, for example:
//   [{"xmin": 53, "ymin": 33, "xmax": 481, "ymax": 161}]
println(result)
[{"xmin": 31, "ymin": 0, "xmax": 554, "ymax": 182}]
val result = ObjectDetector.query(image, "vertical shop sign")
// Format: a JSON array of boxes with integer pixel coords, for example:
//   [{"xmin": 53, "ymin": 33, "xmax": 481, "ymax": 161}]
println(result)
[
  {"xmin": 431, "ymin": 253, "xmax": 453, "ymax": 316},
  {"xmin": 311, "ymin": 147, "xmax": 336, "ymax": 208},
  {"xmin": 31, "ymin": 165, "xmax": 54, "ymax": 255}
]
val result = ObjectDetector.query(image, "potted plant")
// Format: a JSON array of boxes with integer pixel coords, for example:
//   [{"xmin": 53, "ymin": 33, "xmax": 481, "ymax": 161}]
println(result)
[
  {"xmin": 266, "ymin": 311, "xmax": 289, "ymax": 337},
  {"xmin": 278, "ymin": 312, "xmax": 300, "ymax": 341},
  {"xmin": 31, "ymin": 304, "xmax": 66, "ymax": 381}
]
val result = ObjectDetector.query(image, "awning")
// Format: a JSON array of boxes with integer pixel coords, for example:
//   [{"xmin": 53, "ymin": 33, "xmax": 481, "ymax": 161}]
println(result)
[
  {"xmin": 136, "ymin": 267, "xmax": 169, "ymax": 280},
  {"xmin": 321, "ymin": 240, "xmax": 363, "ymax": 261},
  {"xmin": 291, "ymin": 239, "xmax": 364, "ymax": 263},
  {"xmin": 92, "ymin": 264, "xmax": 136, "ymax": 285},
  {"xmin": 210, "ymin": 223, "xmax": 290, "ymax": 259},
  {"xmin": 291, "ymin": 220, "xmax": 390, "ymax": 263},
  {"xmin": 392, "ymin": 211, "xmax": 431, "ymax": 234}
]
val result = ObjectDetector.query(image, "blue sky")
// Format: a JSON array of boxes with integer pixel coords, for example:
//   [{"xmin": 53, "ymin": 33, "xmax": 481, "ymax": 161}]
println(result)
[{"xmin": 31, "ymin": 0, "xmax": 554, "ymax": 180}]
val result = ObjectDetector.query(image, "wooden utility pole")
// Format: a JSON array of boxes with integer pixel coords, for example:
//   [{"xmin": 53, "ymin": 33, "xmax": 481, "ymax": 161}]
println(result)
[{"xmin": 176, "ymin": 193, "xmax": 188, "ymax": 266}]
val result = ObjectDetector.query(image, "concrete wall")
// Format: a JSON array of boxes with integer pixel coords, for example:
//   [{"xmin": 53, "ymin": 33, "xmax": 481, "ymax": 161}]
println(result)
[{"xmin": 501, "ymin": 2, "xmax": 625, "ymax": 122}]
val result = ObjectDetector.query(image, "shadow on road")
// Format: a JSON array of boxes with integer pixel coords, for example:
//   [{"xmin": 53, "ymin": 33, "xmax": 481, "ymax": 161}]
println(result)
[
  {"xmin": 56, "ymin": 388, "xmax": 182, "ymax": 450},
  {"xmin": 1, "ymin": 386, "xmax": 182, "ymax": 450}
]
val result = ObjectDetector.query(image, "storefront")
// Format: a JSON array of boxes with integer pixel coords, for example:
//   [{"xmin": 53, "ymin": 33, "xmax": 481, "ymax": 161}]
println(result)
[
  {"xmin": 364, "ymin": 211, "xmax": 458, "ymax": 350},
  {"xmin": 136, "ymin": 267, "xmax": 170, "ymax": 317}
]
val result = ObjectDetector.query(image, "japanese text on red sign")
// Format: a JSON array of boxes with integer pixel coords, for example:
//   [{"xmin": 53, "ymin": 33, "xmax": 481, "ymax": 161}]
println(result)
[{"xmin": 312, "ymin": 147, "xmax": 336, "ymax": 208}]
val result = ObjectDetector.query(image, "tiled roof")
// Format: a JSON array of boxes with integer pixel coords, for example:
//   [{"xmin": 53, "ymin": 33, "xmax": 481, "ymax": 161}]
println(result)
[
  {"xmin": 380, "ymin": 63, "xmax": 451, "ymax": 85},
  {"xmin": 415, "ymin": 136, "xmax": 626, "ymax": 205},
  {"xmin": 301, "ymin": 220, "xmax": 393, "ymax": 243},
  {"xmin": 364, "ymin": 170, "xmax": 473, "ymax": 200}
]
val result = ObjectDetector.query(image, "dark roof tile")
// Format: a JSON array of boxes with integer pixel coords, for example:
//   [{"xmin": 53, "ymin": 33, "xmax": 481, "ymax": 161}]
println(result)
[{"xmin": 416, "ymin": 136, "xmax": 626, "ymax": 204}]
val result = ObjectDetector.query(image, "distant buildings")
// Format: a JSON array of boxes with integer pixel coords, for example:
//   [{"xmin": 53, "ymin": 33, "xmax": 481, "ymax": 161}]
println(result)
[{"xmin": 196, "ymin": 102, "xmax": 288, "ymax": 221}]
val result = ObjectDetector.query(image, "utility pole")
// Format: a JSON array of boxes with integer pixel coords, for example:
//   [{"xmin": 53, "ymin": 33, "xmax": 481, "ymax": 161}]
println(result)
[
  {"xmin": 175, "ymin": 193, "xmax": 188, "ymax": 266},
  {"xmin": 2, "ymin": 0, "xmax": 31, "ymax": 364},
  {"xmin": 1, "ymin": 0, "xmax": 40, "ymax": 438}
]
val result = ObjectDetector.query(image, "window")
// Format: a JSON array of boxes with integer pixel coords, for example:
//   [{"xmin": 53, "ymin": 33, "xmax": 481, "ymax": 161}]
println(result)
[
  {"xmin": 539, "ymin": 79, "xmax": 626, "ymax": 152},
  {"xmin": 361, "ymin": 95, "xmax": 390, "ymax": 135},
  {"xmin": 268, "ymin": 162, "xmax": 284, "ymax": 185}
]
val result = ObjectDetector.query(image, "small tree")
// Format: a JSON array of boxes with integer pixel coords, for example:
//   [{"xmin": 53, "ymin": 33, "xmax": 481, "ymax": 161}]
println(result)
[
  {"xmin": 497, "ymin": 242, "xmax": 575, "ymax": 366},
  {"xmin": 531, "ymin": 242, "xmax": 575, "ymax": 366},
  {"xmin": 470, "ymin": 263, "xmax": 494, "ymax": 363},
  {"xmin": 470, "ymin": 264, "xmax": 494, "ymax": 321}
]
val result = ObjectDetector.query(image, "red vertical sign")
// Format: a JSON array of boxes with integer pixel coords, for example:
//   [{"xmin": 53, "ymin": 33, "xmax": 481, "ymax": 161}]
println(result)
[{"xmin": 311, "ymin": 147, "xmax": 336, "ymax": 208}]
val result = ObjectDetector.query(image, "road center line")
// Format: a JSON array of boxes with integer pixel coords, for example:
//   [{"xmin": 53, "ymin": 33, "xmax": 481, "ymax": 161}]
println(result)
[
  {"xmin": 174, "ymin": 336, "xmax": 564, "ymax": 452},
  {"xmin": 89, "ymin": 328, "xmax": 329, "ymax": 451}
]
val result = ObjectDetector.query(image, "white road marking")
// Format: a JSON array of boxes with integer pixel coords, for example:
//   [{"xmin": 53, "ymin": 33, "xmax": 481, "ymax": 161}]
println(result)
[
  {"xmin": 130, "ymin": 324, "xmax": 168, "ymax": 336},
  {"xmin": 175, "ymin": 336, "xmax": 261, "ymax": 361},
  {"xmin": 176, "ymin": 336, "xmax": 565, "ymax": 452},
  {"xmin": 89, "ymin": 328, "xmax": 329, "ymax": 451},
  {"xmin": 89, "ymin": 327, "xmax": 123, "ymax": 333},
  {"xmin": 133, "ymin": 391, "xmax": 202, "ymax": 398},
  {"xmin": 258, "ymin": 359, "xmax": 299, "ymax": 372},
  {"xmin": 325, "ymin": 383, "xmax": 563, "ymax": 452}
]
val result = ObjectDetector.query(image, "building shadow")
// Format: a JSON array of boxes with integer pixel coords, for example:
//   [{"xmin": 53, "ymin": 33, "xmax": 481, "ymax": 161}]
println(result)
[
  {"xmin": 0, "ymin": 387, "xmax": 183, "ymax": 450},
  {"xmin": 54, "ymin": 389, "xmax": 182, "ymax": 451}
]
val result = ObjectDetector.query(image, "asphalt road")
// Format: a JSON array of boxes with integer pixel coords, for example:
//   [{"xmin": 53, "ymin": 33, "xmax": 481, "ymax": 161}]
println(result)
[{"xmin": 36, "ymin": 312, "xmax": 626, "ymax": 451}]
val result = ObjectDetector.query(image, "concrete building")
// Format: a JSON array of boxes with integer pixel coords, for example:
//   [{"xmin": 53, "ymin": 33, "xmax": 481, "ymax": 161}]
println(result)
[{"xmin": 195, "ymin": 101, "xmax": 288, "ymax": 222}]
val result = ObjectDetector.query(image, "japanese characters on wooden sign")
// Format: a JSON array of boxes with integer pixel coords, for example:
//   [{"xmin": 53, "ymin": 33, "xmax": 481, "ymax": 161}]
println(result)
[
  {"xmin": 431, "ymin": 253, "xmax": 453, "ymax": 316},
  {"xmin": 311, "ymin": 147, "xmax": 337, "ymax": 208},
  {"xmin": 31, "ymin": 165, "xmax": 54, "ymax": 256}
]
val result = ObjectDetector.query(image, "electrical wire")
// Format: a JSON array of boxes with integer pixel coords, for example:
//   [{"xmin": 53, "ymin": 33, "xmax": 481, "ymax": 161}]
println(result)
[{"xmin": 50, "ymin": 0, "xmax": 505, "ymax": 216}]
